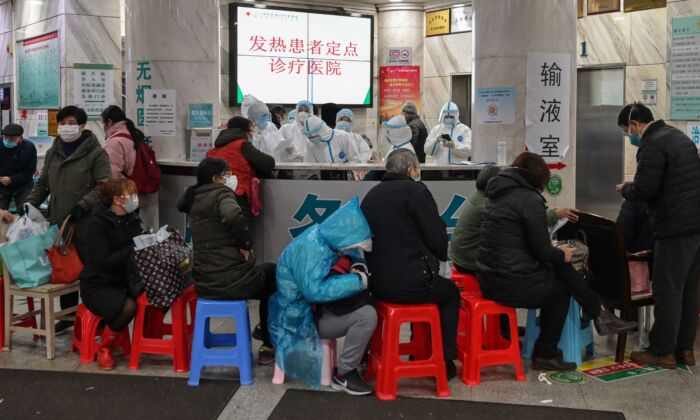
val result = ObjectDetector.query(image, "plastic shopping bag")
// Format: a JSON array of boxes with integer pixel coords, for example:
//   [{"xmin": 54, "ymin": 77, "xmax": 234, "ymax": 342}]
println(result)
[
  {"xmin": 5, "ymin": 203, "xmax": 50, "ymax": 243},
  {"xmin": 0, "ymin": 225, "xmax": 58, "ymax": 288}
]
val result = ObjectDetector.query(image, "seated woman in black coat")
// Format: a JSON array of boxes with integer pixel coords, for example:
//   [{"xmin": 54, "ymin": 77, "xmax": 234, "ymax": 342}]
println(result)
[
  {"xmin": 80, "ymin": 178, "xmax": 144, "ymax": 370},
  {"xmin": 476, "ymin": 152, "xmax": 636, "ymax": 371}
]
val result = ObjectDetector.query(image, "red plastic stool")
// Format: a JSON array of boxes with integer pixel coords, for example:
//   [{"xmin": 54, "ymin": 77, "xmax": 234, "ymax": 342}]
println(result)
[
  {"xmin": 458, "ymin": 292, "xmax": 526, "ymax": 386},
  {"xmin": 365, "ymin": 301, "xmax": 451, "ymax": 400},
  {"xmin": 72, "ymin": 304, "xmax": 131, "ymax": 363},
  {"xmin": 129, "ymin": 285, "xmax": 197, "ymax": 372},
  {"xmin": 450, "ymin": 267, "xmax": 481, "ymax": 295},
  {"xmin": 1, "ymin": 277, "xmax": 40, "ymax": 349}
]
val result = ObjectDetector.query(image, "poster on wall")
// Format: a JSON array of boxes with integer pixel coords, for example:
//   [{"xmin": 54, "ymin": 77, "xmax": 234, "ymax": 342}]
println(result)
[
  {"xmin": 385, "ymin": 47, "xmax": 412, "ymax": 66},
  {"xmin": 73, "ymin": 63, "xmax": 114, "ymax": 120},
  {"xmin": 476, "ymin": 87, "xmax": 516, "ymax": 125},
  {"xmin": 624, "ymin": 0, "xmax": 666, "ymax": 13},
  {"xmin": 17, "ymin": 32, "xmax": 60, "ymax": 109},
  {"xmin": 187, "ymin": 103, "xmax": 214, "ymax": 129},
  {"xmin": 451, "ymin": 6, "xmax": 472, "ymax": 33},
  {"xmin": 525, "ymin": 52, "xmax": 572, "ymax": 163},
  {"xmin": 189, "ymin": 129, "xmax": 212, "ymax": 161},
  {"xmin": 671, "ymin": 17, "xmax": 700, "ymax": 120},
  {"xmin": 640, "ymin": 79, "xmax": 657, "ymax": 105},
  {"xmin": 18, "ymin": 109, "xmax": 53, "ymax": 157},
  {"xmin": 587, "ymin": 0, "xmax": 621, "ymax": 15},
  {"xmin": 426, "ymin": 9, "xmax": 450, "ymax": 37},
  {"xmin": 144, "ymin": 89, "xmax": 176, "ymax": 137},
  {"xmin": 378, "ymin": 66, "xmax": 421, "ymax": 122},
  {"xmin": 233, "ymin": 4, "xmax": 373, "ymax": 106}
]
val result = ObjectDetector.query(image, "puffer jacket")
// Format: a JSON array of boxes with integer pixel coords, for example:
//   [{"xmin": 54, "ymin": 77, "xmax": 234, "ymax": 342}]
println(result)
[
  {"xmin": 622, "ymin": 120, "xmax": 700, "ymax": 238},
  {"xmin": 104, "ymin": 121, "xmax": 136, "ymax": 179},
  {"xmin": 268, "ymin": 198, "xmax": 369, "ymax": 389},
  {"xmin": 26, "ymin": 131, "xmax": 112, "ymax": 260},
  {"xmin": 177, "ymin": 183, "xmax": 261, "ymax": 300},
  {"xmin": 476, "ymin": 168, "xmax": 564, "ymax": 306},
  {"xmin": 449, "ymin": 190, "xmax": 487, "ymax": 273}
]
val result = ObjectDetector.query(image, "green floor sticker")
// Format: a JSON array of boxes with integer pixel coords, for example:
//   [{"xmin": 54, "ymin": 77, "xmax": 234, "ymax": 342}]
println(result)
[
  {"xmin": 594, "ymin": 365, "xmax": 663, "ymax": 383},
  {"xmin": 547, "ymin": 371, "xmax": 586, "ymax": 384}
]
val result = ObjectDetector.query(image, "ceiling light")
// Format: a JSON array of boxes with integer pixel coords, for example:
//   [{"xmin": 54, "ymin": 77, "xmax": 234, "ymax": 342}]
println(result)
[
  {"xmin": 255, "ymin": 4, "xmax": 267, "ymax": 8},
  {"xmin": 389, "ymin": 0, "xmax": 403, "ymax": 3}
]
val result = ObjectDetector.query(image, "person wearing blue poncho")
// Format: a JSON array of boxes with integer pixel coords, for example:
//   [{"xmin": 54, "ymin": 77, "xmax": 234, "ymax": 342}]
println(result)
[{"xmin": 268, "ymin": 197, "xmax": 376, "ymax": 396}]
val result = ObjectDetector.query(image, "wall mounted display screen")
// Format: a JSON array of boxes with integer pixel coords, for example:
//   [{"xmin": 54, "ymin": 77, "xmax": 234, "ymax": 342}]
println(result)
[{"xmin": 231, "ymin": 4, "xmax": 374, "ymax": 107}]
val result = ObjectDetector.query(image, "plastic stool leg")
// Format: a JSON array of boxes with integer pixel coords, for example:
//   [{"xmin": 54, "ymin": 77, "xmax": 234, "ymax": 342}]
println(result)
[
  {"xmin": 465, "ymin": 309, "xmax": 484, "ymax": 386},
  {"xmin": 508, "ymin": 311, "xmax": 526, "ymax": 382},
  {"xmin": 523, "ymin": 309, "xmax": 539, "ymax": 359},
  {"xmin": 375, "ymin": 320, "xmax": 400, "ymax": 401},
  {"xmin": 188, "ymin": 312, "xmax": 207, "ymax": 387},
  {"xmin": 235, "ymin": 304, "xmax": 254, "ymax": 386}
]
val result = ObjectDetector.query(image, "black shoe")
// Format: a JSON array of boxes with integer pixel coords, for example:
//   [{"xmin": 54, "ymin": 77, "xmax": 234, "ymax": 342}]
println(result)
[
  {"xmin": 445, "ymin": 360, "xmax": 457, "ymax": 380},
  {"xmin": 593, "ymin": 308, "xmax": 637, "ymax": 336},
  {"xmin": 532, "ymin": 354, "xmax": 577, "ymax": 372},
  {"xmin": 55, "ymin": 320, "xmax": 73, "ymax": 335},
  {"xmin": 257, "ymin": 345, "xmax": 275, "ymax": 365},
  {"xmin": 252, "ymin": 323, "xmax": 263, "ymax": 341},
  {"xmin": 331, "ymin": 369, "xmax": 373, "ymax": 396}
]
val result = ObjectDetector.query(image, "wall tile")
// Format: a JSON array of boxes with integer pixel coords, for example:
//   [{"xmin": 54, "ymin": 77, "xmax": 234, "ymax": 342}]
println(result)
[
  {"xmin": 14, "ymin": 0, "xmax": 64, "ymax": 29},
  {"xmin": 65, "ymin": 0, "xmax": 120, "ymax": 18},
  {"xmin": 0, "ymin": 31, "xmax": 12, "ymax": 78},
  {"xmin": 626, "ymin": 64, "xmax": 667, "ymax": 119},
  {"xmin": 577, "ymin": 12, "xmax": 630, "ymax": 66},
  {"xmin": 377, "ymin": 10, "xmax": 422, "ymax": 30},
  {"xmin": 14, "ymin": 15, "xmax": 62, "ymax": 41},
  {"xmin": 0, "ymin": 1, "xmax": 12, "ymax": 33},
  {"xmin": 422, "ymin": 76, "xmax": 449, "ymax": 124},
  {"xmin": 630, "ymin": 8, "xmax": 667, "ymax": 65},
  {"xmin": 64, "ymin": 15, "xmax": 121, "ymax": 68},
  {"xmin": 424, "ymin": 32, "xmax": 471, "ymax": 78}
]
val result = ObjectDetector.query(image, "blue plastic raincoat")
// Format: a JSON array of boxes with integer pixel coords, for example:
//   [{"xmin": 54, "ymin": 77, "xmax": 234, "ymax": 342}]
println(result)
[{"xmin": 268, "ymin": 197, "xmax": 372, "ymax": 388}]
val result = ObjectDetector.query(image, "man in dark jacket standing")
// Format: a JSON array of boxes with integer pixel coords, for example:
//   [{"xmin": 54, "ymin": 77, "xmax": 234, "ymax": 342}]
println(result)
[
  {"xmin": 402, "ymin": 102, "xmax": 428, "ymax": 163},
  {"xmin": 0, "ymin": 124, "xmax": 37, "ymax": 214},
  {"xmin": 361, "ymin": 149, "xmax": 459, "ymax": 379},
  {"xmin": 617, "ymin": 103, "xmax": 700, "ymax": 368}
]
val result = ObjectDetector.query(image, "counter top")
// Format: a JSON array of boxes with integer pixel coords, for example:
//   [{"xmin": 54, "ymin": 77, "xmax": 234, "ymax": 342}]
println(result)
[{"xmin": 157, "ymin": 160, "xmax": 496, "ymax": 171}]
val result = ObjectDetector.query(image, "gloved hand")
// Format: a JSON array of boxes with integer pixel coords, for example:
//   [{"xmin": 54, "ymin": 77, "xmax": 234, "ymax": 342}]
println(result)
[
  {"xmin": 440, "ymin": 134, "xmax": 451, "ymax": 142},
  {"xmin": 350, "ymin": 261, "xmax": 368, "ymax": 274},
  {"xmin": 70, "ymin": 204, "xmax": 85, "ymax": 222},
  {"xmin": 354, "ymin": 269, "xmax": 369, "ymax": 290},
  {"xmin": 443, "ymin": 139, "xmax": 455, "ymax": 149},
  {"xmin": 285, "ymin": 145, "xmax": 296, "ymax": 154},
  {"xmin": 292, "ymin": 153, "xmax": 305, "ymax": 162}
]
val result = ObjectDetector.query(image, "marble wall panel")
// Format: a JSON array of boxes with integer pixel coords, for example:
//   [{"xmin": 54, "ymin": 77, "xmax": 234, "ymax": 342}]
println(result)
[
  {"xmin": 65, "ymin": 0, "xmax": 120, "ymax": 17},
  {"xmin": 0, "ymin": 31, "xmax": 12, "ymax": 78},
  {"xmin": 629, "ymin": 7, "xmax": 666, "ymax": 65},
  {"xmin": 424, "ymin": 32, "xmax": 471, "ymax": 78},
  {"xmin": 378, "ymin": 10, "xmax": 422, "ymax": 29},
  {"xmin": 221, "ymin": 27, "xmax": 229, "ymax": 75},
  {"xmin": 0, "ymin": 1, "xmax": 12, "ymax": 33},
  {"xmin": 14, "ymin": 15, "xmax": 62, "ymax": 41},
  {"xmin": 625, "ymin": 64, "xmax": 667, "ymax": 119},
  {"xmin": 64, "ymin": 15, "xmax": 121, "ymax": 68},
  {"xmin": 13, "ymin": 0, "xmax": 64, "ymax": 29},
  {"xmin": 422, "ymin": 76, "xmax": 450, "ymax": 125},
  {"xmin": 577, "ymin": 12, "xmax": 630, "ymax": 66}
]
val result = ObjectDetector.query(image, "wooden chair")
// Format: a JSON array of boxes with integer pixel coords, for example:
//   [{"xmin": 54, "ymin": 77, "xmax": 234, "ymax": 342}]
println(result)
[
  {"xmin": 3, "ymin": 265, "xmax": 80, "ymax": 359},
  {"xmin": 557, "ymin": 212, "xmax": 654, "ymax": 362}
]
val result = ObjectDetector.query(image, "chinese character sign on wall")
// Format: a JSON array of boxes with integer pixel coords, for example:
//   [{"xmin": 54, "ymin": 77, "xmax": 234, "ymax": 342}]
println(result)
[
  {"xmin": 379, "ymin": 66, "xmax": 421, "ymax": 122},
  {"xmin": 134, "ymin": 60, "xmax": 152, "ymax": 128},
  {"xmin": 17, "ymin": 32, "xmax": 60, "ymax": 109},
  {"xmin": 73, "ymin": 64, "xmax": 114, "ymax": 120},
  {"xmin": 144, "ymin": 89, "xmax": 176, "ymax": 137},
  {"xmin": 234, "ymin": 5, "xmax": 372, "ymax": 105},
  {"xmin": 526, "ymin": 53, "xmax": 572, "ymax": 163},
  {"xmin": 671, "ymin": 17, "xmax": 700, "ymax": 120}
]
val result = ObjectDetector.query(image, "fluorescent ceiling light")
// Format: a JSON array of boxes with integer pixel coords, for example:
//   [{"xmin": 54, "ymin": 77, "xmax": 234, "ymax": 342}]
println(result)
[
  {"xmin": 255, "ymin": 4, "xmax": 267, "ymax": 8},
  {"xmin": 389, "ymin": 0, "xmax": 403, "ymax": 3}
]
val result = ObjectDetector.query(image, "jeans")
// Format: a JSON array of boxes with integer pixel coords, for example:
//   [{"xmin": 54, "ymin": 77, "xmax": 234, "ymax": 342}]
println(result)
[
  {"xmin": 649, "ymin": 233, "xmax": 700, "ymax": 355},
  {"xmin": 317, "ymin": 304, "xmax": 378, "ymax": 373}
]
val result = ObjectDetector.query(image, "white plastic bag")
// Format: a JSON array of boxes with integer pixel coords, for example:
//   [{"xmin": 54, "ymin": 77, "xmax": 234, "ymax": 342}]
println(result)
[
  {"xmin": 5, "ymin": 204, "xmax": 50, "ymax": 243},
  {"xmin": 133, "ymin": 225, "xmax": 172, "ymax": 250}
]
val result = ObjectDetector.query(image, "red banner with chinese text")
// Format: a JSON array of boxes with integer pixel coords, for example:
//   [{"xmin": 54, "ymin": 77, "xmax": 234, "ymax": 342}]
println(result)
[{"xmin": 379, "ymin": 66, "xmax": 421, "ymax": 122}]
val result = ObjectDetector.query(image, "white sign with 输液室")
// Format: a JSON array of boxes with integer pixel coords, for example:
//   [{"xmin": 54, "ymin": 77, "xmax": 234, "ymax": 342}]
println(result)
[
  {"xmin": 144, "ymin": 89, "xmax": 176, "ymax": 137},
  {"xmin": 526, "ymin": 52, "xmax": 572, "ymax": 163}
]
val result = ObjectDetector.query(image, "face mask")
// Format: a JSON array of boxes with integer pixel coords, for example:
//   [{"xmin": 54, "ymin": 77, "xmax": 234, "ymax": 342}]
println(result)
[
  {"xmin": 336, "ymin": 121, "xmax": 352, "ymax": 132},
  {"xmin": 3, "ymin": 138, "xmax": 18, "ymax": 149},
  {"xmin": 58, "ymin": 125, "xmax": 81, "ymax": 143},
  {"xmin": 308, "ymin": 135, "xmax": 323, "ymax": 145},
  {"xmin": 122, "ymin": 194, "xmax": 139, "ymax": 214},
  {"xmin": 443, "ymin": 116, "xmax": 457, "ymax": 127},
  {"xmin": 224, "ymin": 175, "xmax": 238, "ymax": 191},
  {"xmin": 296, "ymin": 111, "xmax": 309, "ymax": 124},
  {"xmin": 627, "ymin": 131, "xmax": 641, "ymax": 147},
  {"xmin": 288, "ymin": 117, "xmax": 295, "ymax": 125}
]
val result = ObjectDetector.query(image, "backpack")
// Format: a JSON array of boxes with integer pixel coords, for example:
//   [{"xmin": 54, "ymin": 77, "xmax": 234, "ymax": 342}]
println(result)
[{"xmin": 113, "ymin": 133, "xmax": 161, "ymax": 193}]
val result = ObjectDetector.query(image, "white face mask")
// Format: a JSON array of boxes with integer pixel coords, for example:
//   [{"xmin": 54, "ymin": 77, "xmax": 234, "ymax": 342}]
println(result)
[
  {"xmin": 296, "ymin": 111, "xmax": 309, "ymax": 124},
  {"xmin": 308, "ymin": 135, "xmax": 323, "ymax": 145},
  {"xmin": 224, "ymin": 175, "xmax": 238, "ymax": 191},
  {"xmin": 122, "ymin": 194, "xmax": 139, "ymax": 214},
  {"xmin": 58, "ymin": 125, "xmax": 81, "ymax": 143}
]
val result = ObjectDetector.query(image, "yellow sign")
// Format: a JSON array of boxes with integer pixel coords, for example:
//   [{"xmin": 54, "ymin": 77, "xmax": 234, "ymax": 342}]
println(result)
[
  {"xmin": 578, "ymin": 0, "xmax": 585, "ymax": 18},
  {"xmin": 624, "ymin": 0, "xmax": 666, "ymax": 12},
  {"xmin": 588, "ymin": 0, "xmax": 621, "ymax": 15},
  {"xmin": 426, "ymin": 9, "xmax": 450, "ymax": 37}
]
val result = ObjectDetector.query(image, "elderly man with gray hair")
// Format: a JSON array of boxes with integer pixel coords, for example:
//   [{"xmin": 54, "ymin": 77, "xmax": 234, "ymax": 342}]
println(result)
[{"xmin": 361, "ymin": 149, "xmax": 459, "ymax": 379}]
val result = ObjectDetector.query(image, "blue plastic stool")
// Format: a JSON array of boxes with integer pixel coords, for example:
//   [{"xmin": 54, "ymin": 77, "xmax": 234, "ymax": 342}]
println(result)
[
  {"xmin": 523, "ymin": 297, "xmax": 595, "ymax": 366},
  {"xmin": 188, "ymin": 299, "xmax": 254, "ymax": 387}
]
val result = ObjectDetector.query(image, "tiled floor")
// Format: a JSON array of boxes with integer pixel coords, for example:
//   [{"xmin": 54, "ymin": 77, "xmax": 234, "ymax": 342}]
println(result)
[{"xmin": 1, "ymin": 302, "xmax": 699, "ymax": 420}]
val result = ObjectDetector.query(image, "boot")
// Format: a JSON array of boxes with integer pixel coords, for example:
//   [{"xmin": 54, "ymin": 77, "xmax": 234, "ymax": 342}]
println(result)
[
  {"xmin": 97, "ymin": 326, "xmax": 120, "ymax": 370},
  {"xmin": 593, "ymin": 307, "xmax": 637, "ymax": 336}
]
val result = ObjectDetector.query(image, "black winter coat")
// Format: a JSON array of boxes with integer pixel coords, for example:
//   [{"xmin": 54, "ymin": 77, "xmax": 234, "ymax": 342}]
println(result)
[
  {"xmin": 476, "ymin": 168, "xmax": 564, "ymax": 307},
  {"xmin": 622, "ymin": 120, "xmax": 700, "ymax": 238},
  {"xmin": 361, "ymin": 173, "xmax": 448, "ymax": 300},
  {"xmin": 616, "ymin": 200, "xmax": 654, "ymax": 253},
  {"xmin": 407, "ymin": 116, "xmax": 428, "ymax": 163},
  {"xmin": 0, "ymin": 139, "xmax": 37, "ymax": 195},
  {"xmin": 79, "ymin": 202, "xmax": 143, "ymax": 293}
]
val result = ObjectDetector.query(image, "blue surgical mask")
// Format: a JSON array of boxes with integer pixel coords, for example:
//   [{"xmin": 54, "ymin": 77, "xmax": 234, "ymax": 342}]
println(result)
[
  {"xmin": 3, "ymin": 138, "xmax": 18, "ymax": 149},
  {"xmin": 627, "ymin": 132, "xmax": 641, "ymax": 147},
  {"xmin": 443, "ymin": 116, "xmax": 457, "ymax": 127},
  {"xmin": 336, "ymin": 121, "xmax": 352, "ymax": 132},
  {"xmin": 256, "ymin": 120, "xmax": 269, "ymax": 131}
]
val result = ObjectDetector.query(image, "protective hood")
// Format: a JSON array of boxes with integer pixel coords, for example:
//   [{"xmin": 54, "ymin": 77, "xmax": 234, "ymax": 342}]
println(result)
[
  {"xmin": 302, "ymin": 115, "xmax": 333, "ymax": 142},
  {"xmin": 287, "ymin": 109, "xmax": 297, "ymax": 124},
  {"xmin": 384, "ymin": 114, "xmax": 413, "ymax": 147},
  {"xmin": 295, "ymin": 100, "xmax": 314, "ymax": 114},
  {"xmin": 336, "ymin": 108, "xmax": 354, "ymax": 123},
  {"xmin": 438, "ymin": 101, "xmax": 460, "ymax": 124},
  {"xmin": 318, "ymin": 197, "xmax": 372, "ymax": 252},
  {"xmin": 240, "ymin": 94, "xmax": 260, "ymax": 119}
]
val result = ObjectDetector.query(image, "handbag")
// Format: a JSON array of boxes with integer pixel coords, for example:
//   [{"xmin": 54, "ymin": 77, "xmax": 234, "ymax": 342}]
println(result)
[
  {"xmin": 134, "ymin": 230, "xmax": 192, "ymax": 308},
  {"xmin": 250, "ymin": 177, "xmax": 262, "ymax": 217},
  {"xmin": 554, "ymin": 230, "xmax": 595, "ymax": 286},
  {"xmin": 47, "ymin": 215, "xmax": 84, "ymax": 284},
  {"xmin": 0, "ymin": 225, "xmax": 58, "ymax": 288},
  {"xmin": 628, "ymin": 252, "xmax": 652, "ymax": 294}
]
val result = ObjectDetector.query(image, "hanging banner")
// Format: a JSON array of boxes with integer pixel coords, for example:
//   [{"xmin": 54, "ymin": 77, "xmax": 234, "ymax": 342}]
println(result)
[
  {"xmin": 17, "ymin": 32, "xmax": 60, "ymax": 109},
  {"xmin": 671, "ymin": 17, "xmax": 700, "ymax": 120},
  {"xmin": 476, "ymin": 87, "xmax": 516, "ymax": 125},
  {"xmin": 526, "ymin": 52, "xmax": 572, "ymax": 163},
  {"xmin": 425, "ymin": 9, "xmax": 450, "ymax": 37},
  {"xmin": 73, "ymin": 63, "xmax": 115, "ymax": 120},
  {"xmin": 379, "ymin": 66, "xmax": 421, "ymax": 122},
  {"xmin": 144, "ymin": 89, "xmax": 176, "ymax": 137}
]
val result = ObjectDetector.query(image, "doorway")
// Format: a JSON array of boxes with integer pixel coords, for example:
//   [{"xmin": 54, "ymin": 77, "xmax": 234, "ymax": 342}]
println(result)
[
  {"xmin": 0, "ymin": 84, "xmax": 11, "ymax": 128},
  {"xmin": 450, "ymin": 74, "xmax": 471, "ymax": 127},
  {"xmin": 576, "ymin": 67, "xmax": 625, "ymax": 219}
]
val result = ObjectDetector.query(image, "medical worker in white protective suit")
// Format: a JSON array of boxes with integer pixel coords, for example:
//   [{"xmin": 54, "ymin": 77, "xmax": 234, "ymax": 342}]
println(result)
[
  {"xmin": 335, "ymin": 109, "xmax": 372, "ymax": 163},
  {"xmin": 286, "ymin": 109, "xmax": 296, "ymax": 126},
  {"xmin": 424, "ymin": 101, "xmax": 472, "ymax": 164},
  {"xmin": 301, "ymin": 115, "xmax": 361, "ymax": 164},
  {"xmin": 383, "ymin": 114, "xmax": 416, "ymax": 159},
  {"xmin": 278, "ymin": 100, "xmax": 313, "ymax": 162},
  {"xmin": 242, "ymin": 95, "xmax": 284, "ymax": 159}
]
